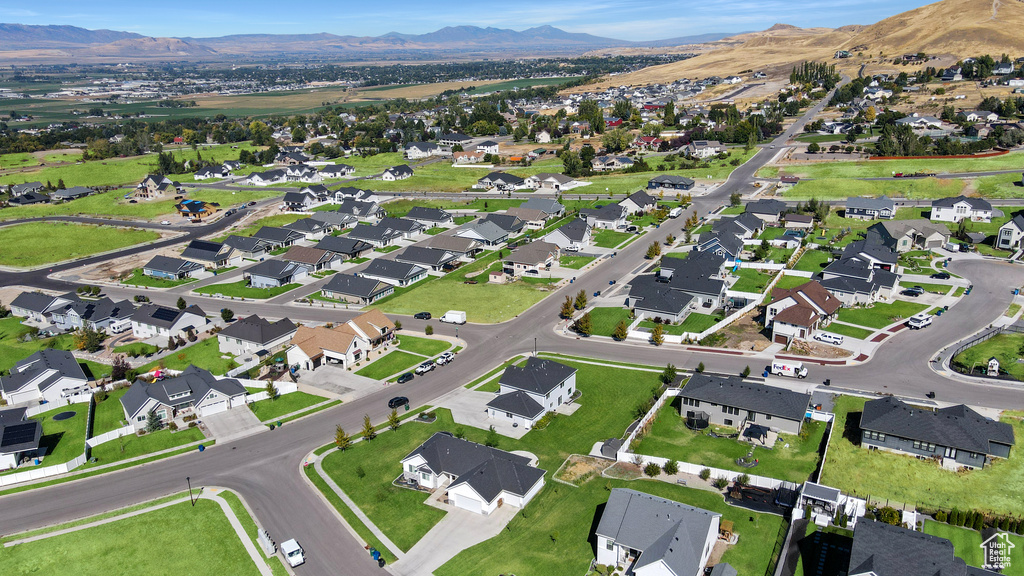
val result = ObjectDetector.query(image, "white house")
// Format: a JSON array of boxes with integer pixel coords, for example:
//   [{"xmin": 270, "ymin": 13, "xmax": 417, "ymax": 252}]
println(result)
[
  {"xmin": 9, "ymin": 291, "xmax": 74, "ymax": 323},
  {"xmin": 486, "ymin": 357, "xmax": 577, "ymax": 429},
  {"xmin": 930, "ymin": 195, "xmax": 993, "ymax": 223},
  {"xmin": 400, "ymin": 432, "xmax": 546, "ymax": 515},
  {"xmin": 997, "ymin": 214, "xmax": 1024, "ymax": 250},
  {"xmin": 0, "ymin": 349, "xmax": 89, "ymax": 405},
  {"xmin": 131, "ymin": 304, "xmax": 208, "ymax": 340},
  {"xmin": 286, "ymin": 309, "xmax": 395, "ymax": 371},
  {"xmin": 119, "ymin": 366, "xmax": 248, "ymax": 430},
  {"xmin": 545, "ymin": 218, "xmax": 592, "ymax": 250}
]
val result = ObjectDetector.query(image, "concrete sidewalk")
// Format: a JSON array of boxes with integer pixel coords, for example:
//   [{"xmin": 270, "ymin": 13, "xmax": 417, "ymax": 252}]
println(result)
[{"xmin": 388, "ymin": 503, "xmax": 517, "ymax": 576}]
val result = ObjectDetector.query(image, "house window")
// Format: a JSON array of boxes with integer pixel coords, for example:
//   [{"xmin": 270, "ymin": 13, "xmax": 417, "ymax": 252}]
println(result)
[
  {"xmin": 765, "ymin": 415, "xmax": 772, "ymax": 421},
  {"xmin": 137, "ymin": 415, "xmax": 146, "ymax": 422},
  {"xmin": 865, "ymin": 431, "xmax": 886, "ymax": 442},
  {"xmin": 683, "ymin": 397, "xmax": 700, "ymax": 408},
  {"xmin": 912, "ymin": 441, "xmax": 936, "ymax": 452},
  {"xmin": 721, "ymin": 406, "xmax": 739, "ymax": 416},
  {"xmin": 724, "ymin": 419, "xmax": 733, "ymax": 426},
  {"xmin": 605, "ymin": 539, "xmax": 614, "ymax": 551},
  {"xmin": 407, "ymin": 464, "xmax": 415, "ymax": 473}
]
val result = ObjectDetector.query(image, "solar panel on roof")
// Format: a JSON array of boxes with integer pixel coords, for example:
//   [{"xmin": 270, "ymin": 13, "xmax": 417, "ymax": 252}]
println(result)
[
  {"xmin": 1, "ymin": 422, "xmax": 38, "ymax": 448},
  {"xmin": 190, "ymin": 240, "xmax": 221, "ymax": 251},
  {"xmin": 151, "ymin": 308, "xmax": 181, "ymax": 322}
]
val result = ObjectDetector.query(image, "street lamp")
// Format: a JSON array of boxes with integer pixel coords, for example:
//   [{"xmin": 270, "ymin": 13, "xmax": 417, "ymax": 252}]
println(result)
[
  {"xmin": 186, "ymin": 476, "xmax": 196, "ymax": 507},
  {"xmin": 534, "ymin": 337, "xmax": 538, "ymax": 357}
]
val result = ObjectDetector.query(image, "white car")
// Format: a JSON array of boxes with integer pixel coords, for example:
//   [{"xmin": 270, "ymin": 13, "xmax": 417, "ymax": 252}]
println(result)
[
  {"xmin": 813, "ymin": 332, "xmax": 844, "ymax": 346},
  {"xmin": 907, "ymin": 313, "xmax": 933, "ymax": 330},
  {"xmin": 160, "ymin": 220, "xmax": 171, "ymax": 225},
  {"xmin": 564, "ymin": 245, "xmax": 581, "ymax": 252},
  {"xmin": 436, "ymin": 352, "xmax": 454, "ymax": 365},
  {"xmin": 415, "ymin": 360, "xmax": 435, "ymax": 374}
]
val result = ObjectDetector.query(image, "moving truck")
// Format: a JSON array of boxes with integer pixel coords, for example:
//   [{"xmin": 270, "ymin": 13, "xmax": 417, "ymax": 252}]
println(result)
[
  {"xmin": 771, "ymin": 360, "xmax": 808, "ymax": 379},
  {"xmin": 440, "ymin": 310, "xmax": 467, "ymax": 324}
]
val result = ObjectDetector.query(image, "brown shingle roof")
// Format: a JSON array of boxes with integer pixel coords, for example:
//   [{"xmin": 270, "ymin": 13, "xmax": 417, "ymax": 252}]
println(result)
[
  {"xmin": 290, "ymin": 325, "xmax": 360, "ymax": 359},
  {"xmin": 771, "ymin": 280, "xmax": 842, "ymax": 316},
  {"xmin": 283, "ymin": 245, "xmax": 333, "ymax": 266}
]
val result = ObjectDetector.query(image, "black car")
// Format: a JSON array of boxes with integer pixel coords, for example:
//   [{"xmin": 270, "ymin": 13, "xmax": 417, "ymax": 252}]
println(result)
[
  {"xmin": 930, "ymin": 272, "xmax": 951, "ymax": 280},
  {"xmin": 388, "ymin": 396, "xmax": 410, "ymax": 409},
  {"xmin": 901, "ymin": 289, "xmax": 922, "ymax": 297},
  {"xmin": 413, "ymin": 312, "xmax": 431, "ymax": 320},
  {"xmin": 396, "ymin": 372, "xmax": 414, "ymax": 384}
]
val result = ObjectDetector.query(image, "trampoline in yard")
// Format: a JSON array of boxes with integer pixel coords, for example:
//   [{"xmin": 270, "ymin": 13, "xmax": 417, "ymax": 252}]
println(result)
[
  {"xmin": 52, "ymin": 411, "xmax": 76, "ymax": 421},
  {"xmin": 685, "ymin": 410, "xmax": 709, "ymax": 431}
]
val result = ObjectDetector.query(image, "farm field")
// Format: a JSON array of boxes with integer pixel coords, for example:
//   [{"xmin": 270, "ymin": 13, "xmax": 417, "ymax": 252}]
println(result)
[
  {"xmin": 0, "ymin": 222, "xmax": 160, "ymax": 267},
  {"xmin": 774, "ymin": 152, "xmax": 1024, "ymax": 179},
  {"xmin": 783, "ymin": 177, "xmax": 966, "ymax": 200}
]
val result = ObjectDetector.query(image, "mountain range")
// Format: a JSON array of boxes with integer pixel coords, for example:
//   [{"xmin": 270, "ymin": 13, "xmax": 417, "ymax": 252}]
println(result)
[{"xmin": 0, "ymin": 23, "xmax": 733, "ymax": 62}]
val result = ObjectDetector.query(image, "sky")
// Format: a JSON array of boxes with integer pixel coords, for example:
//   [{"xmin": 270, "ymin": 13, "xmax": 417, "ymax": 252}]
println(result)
[{"xmin": 0, "ymin": 0, "xmax": 939, "ymax": 41}]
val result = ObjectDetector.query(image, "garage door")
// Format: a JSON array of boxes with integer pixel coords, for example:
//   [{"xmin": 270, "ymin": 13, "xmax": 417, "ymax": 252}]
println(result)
[
  {"xmin": 200, "ymin": 401, "xmax": 228, "ymax": 417},
  {"xmin": 774, "ymin": 334, "xmax": 789, "ymax": 345},
  {"xmin": 451, "ymin": 493, "xmax": 482, "ymax": 514}
]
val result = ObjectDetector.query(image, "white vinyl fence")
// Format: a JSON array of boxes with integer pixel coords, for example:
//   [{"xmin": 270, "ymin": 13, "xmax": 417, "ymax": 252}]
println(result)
[
  {"xmin": 85, "ymin": 425, "xmax": 136, "ymax": 448},
  {"xmin": 0, "ymin": 454, "xmax": 87, "ymax": 487}
]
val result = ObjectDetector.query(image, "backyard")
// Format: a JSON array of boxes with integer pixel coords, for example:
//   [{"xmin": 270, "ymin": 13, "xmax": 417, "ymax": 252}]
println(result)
[
  {"xmin": 953, "ymin": 332, "xmax": 1024, "ymax": 380},
  {"xmin": 731, "ymin": 268, "xmax": 775, "ymax": 293},
  {"xmin": 922, "ymin": 521, "xmax": 1024, "ymax": 575},
  {"xmin": 638, "ymin": 311, "xmax": 722, "ymax": 335},
  {"xmin": 835, "ymin": 300, "xmax": 929, "ymax": 329},
  {"xmin": 634, "ymin": 399, "xmax": 826, "ymax": 484},
  {"xmin": 31, "ymin": 404, "xmax": 88, "ymax": 465},
  {"xmin": 792, "ymin": 249, "xmax": 832, "ymax": 273},
  {"xmin": 819, "ymin": 396, "xmax": 1024, "ymax": 516},
  {"xmin": 194, "ymin": 280, "xmax": 301, "ymax": 300},
  {"xmin": 137, "ymin": 337, "xmax": 239, "ymax": 375},
  {"xmin": 0, "ymin": 222, "xmax": 160, "ymax": 267}
]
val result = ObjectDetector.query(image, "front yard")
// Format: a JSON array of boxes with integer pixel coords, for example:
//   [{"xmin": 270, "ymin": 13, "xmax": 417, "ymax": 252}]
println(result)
[
  {"xmin": 397, "ymin": 335, "xmax": 451, "ymax": 357},
  {"xmin": 835, "ymin": 301, "xmax": 929, "ymax": 329},
  {"xmin": 194, "ymin": 280, "xmax": 301, "ymax": 300},
  {"xmin": 587, "ymin": 307, "xmax": 633, "ymax": 337},
  {"xmin": 354, "ymin": 350, "xmax": 423, "ymax": 380},
  {"xmin": 638, "ymin": 312, "xmax": 723, "ymax": 335},
  {"xmin": 592, "ymin": 229, "xmax": 634, "ymax": 248},
  {"xmin": 819, "ymin": 396, "xmax": 1024, "ymax": 516},
  {"xmin": 635, "ymin": 399, "xmax": 826, "ymax": 484},
  {"xmin": 247, "ymin": 391, "xmax": 328, "ymax": 422},
  {"xmin": 559, "ymin": 255, "xmax": 596, "ymax": 269},
  {"xmin": 120, "ymin": 269, "xmax": 197, "ymax": 288}
]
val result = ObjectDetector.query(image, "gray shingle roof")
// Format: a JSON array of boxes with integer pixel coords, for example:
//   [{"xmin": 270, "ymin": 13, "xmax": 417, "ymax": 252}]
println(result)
[
  {"xmin": 252, "ymin": 227, "xmax": 305, "ymax": 244},
  {"xmin": 649, "ymin": 174, "xmax": 695, "ymax": 186},
  {"xmin": 181, "ymin": 240, "xmax": 230, "ymax": 262},
  {"xmin": 283, "ymin": 218, "xmax": 326, "ymax": 234},
  {"xmin": 133, "ymin": 303, "xmax": 206, "ymax": 329},
  {"xmin": 932, "ymin": 195, "xmax": 993, "ymax": 211},
  {"xmin": 10, "ymin": 291, "xmax": 62, "ymax": 314},
  {"xmin": 628, "ymin": 276, "xmax": 695, "ymax": 315},
  {"xmin": 681, "ymin": 373, "xmax": 811, "ymax": 421},
  {"xmin": 498, "ymin": 357, "xmax": 576, "ymax": 396},
  {"xmin": 223, "ymin": 235, "xmax": 271, "ymax": 254},
  {"xmin": 348, "ymin": 223, "xmax": 402, "ymax": 243},
  {"xmin": 848, "ymin": 520, "xmax": 980, "ymax": 576},
  {"xmin": 458, "ymin": 220, "xmax": 508, "ymax": 243},
  {"xmin": 314, "ymin": 236, "xmax": 373, "ymax": 256},
  {"xmin": 486, "ymin": 390, "xmax": 545, "ymax": 419},
  {"xmin": 406, "ymin": 206, "xmax": 452, "ymax": 222},
  {"xmin": 377, "ymin": 217, "xmax": 424, "ymax": 233},
  {"xmin": 396, "ymin": 246, "xmax": 456, "ymax": 267},
  {"xmin": 143, "ymin": 255, "xmax": 203, "ymax": 275},
  {"xmin": 745, "ymin": 198, "xmax": 788, "ymax": 216},
  {"xmin": 519, "ymin": 198, "xmax": 563, "ymax": 214},
  {"xmin": 552, "ymin": 219, "xmax": 590, "ymax": 243},
  {"xmin": 581, "ymin": 204, "xmax": 627, "ymax": 222},
  {"xmin": 0, "ymin": 349, "xmax": 87, "ymax": 395},
  {"xmin": 323, "ymin": 273, "xmax": 391, "ymax": 299},
  {"xmin": 622, "ymin": 190, "xmax": 658, "ymax": 208},
  {"xmin": 846, "ymin": 195, "xmax": 895, "ymax": 212},
  {"xmin": 481, "ymin": 213, "xmax": 525, "ymax": 234},
  {"xmin": 359, "ymin": 259, "xmax": 425, "ymax": 281},
  {"xmin": 860, "ymin": 397, "xmax": 1015, "ymax": 455},
  {"xmin": 218, "ymin": 315, "xmax": 296, "ymax": 346},
  {"xmin": 246, "ymin": 259, "xmax": 307, "ymax": 281},
  {"xmin": 120, "ymin": 366, "xmax": 246, "ymax": 420}
]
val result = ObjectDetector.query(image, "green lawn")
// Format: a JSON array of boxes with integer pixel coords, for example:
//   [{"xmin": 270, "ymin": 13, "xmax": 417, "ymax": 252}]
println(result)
[
  {"xmin": 793, "ymin": 249, "xmax": 832, "ymax": 273},
  {"xmin": 823, "ymin": 323, "xmax": 874, "ymax": 340},
  {"xmin": 758, "ymin": 227, "xmax": 789, "ymax": 241},
  {"xmin": 638, "ymin": 312, "xmax": 723, "ymax": 335},
  {"xmin": 779, "ymin": 152, "xmax": 1024, "ymax": 179},
  {"xmin": 820, "ymin": 396, "xmax": 1024, "ymax": 515},
  {"xmin": 92, "ymin": 388, "xmax": 129, "ymax": 434},
  {"xmin": 112, "ymin": 341, "xmax": 160, "ymax": 357},
  {"xmin": 976, "ymin": 173, "xmax": 1024, "ymax": 199},
  {"xmin": 359, "ymin": 161, "xmax": 493, "ymax": 193},
  {"xmin": 636, "ymin": 399, "xmax": 826, "ymax": 484},
  {"xmin": 954, "ymin": 333, "xmax": 1024, "ymax": 380},
  {"xmin": 137, "ymin": 338, "xmax": 238, "ymax": 375},
  {"xmin": 247, "ymin": 391, "xmax": 328, "ymax": 422},
  {"xmin": 784, "ymin": 177, "xmax": 966, "ymax": 200},
  {"xmin": 220, "ymin": 491, "xmax": 290, "ymax": 576},
  {"xmin": 898, "ymin": 281, "xmax": 951, "ymax": 294},
  {"xmin": 396, "ymin": 335, "xmax": 450, "ymax": 357},
  {"xmin": 0, "ymin": 151, "xmax": 41, "ymax": 169},
  {"xmin": 720, "ymin": 205, "xmax": 745, "ymax": 215},
  {"xmin": 592, "ymin": 229, "xmax": 634, "ymax": 248},
  {"xmin": 1, "ymin": 498, "xmax": 262, "ymax": 576},
  {"xmin": 31, "ymin": 404, "xmax": 88, "ymax": 465},
  {"xmin": 215, "ymin": 213, "xmax": 307, "ymax": 240},
  {"xmin": 0, "ymin": 222, "xmax": 159, "ymax": 267},
  {"xmin": 89, "ymin": 427, "xmax": 205, "ymax": 465},
  {"xmin": 194, "ymin": 280, "xmax": 301, "ymax": 299},
  {"xmin": 794, "ymin": 133, "xmax": 852, "ymax": 143},
  {"xmin": 774, "ymin": 274, "xmax": 815, "ymax": 291},
  {"xmin": 588, "ymin": 307, "xmax": 633, "ymax": 337},
  {"xmin": 355, "ymin": 350, "xmax": 423, "ymax": 380},
  {"xmin": 120, "ymin": 269, "xmax": 197, "ymax": 288},
  {"xmin": 0, "ymin": 317, "xmax": 70, "ymax": 372},
  {"xmin": 922, "ymin": 521, "xmax": 1024, "ymax": 575},
  {"xmin": 375, "ymin": 245, "xmax": 401, "ymax": 254},
  {"xmin": 425, "ymin": 226, "xmax": 446, "ymax": 235},
  {"xmin": 835, "ymin": 300, "xmax": 929, "ymax": 329},
  {"xmin": 731, "ymin": 268, "xmax": 774, "ymax": 293},
  {"xmin": 559, "ymin": 255, "xmax": 596, "ymax": 270}
]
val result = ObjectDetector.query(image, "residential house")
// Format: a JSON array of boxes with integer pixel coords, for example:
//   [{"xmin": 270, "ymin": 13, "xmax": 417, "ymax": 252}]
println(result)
[
  {"xmin": 931, "ymin": 195, "xmax": 993, "ymax": 223},
  {"xmin": 520, "ymin": 197, "xmax": 565, "ymax": 217},
  {"xmin": 648, "ymin": 174, "xmax": 696, "ymax": 192},
  {"xmin": 859, "ymin": 396, "xmax": 1014, "ymax": 470},
  {"xmin": 244, "ymin": 259, "xmax": 310, "ymax": 288},
  {"xmin": 223, "ymin": 160, "xmax": 241, "ymax": 172},
  {"xmin": 487, "ymin": 357, "xmax": 577, "ymax": 429},
  {"xmin": 525, "ymin": 172, "xmax": 578, "ymax": 191},
  {"xmin": 395, "ymin": 246, "xmax": 458, "ymax": 272},
  {"xmin": 474, "ymin": 140, "xmax": 499, "ymax": 154},
  {"xmin": 678, "ymin": 372, "xmax": 812, "ymax": 435},
  {"xmin": 286, "ymin": 309, "xmax": 396, "ymax": 371},
  {"xmin": 745, "ymin": 198, "xmax": 788, "ymax": 225},
  {"xmin": 867, "ymin": 219, "xmax": 950, "ymax": 252},
  {"xmin": 686, "ymin": 140, "xmax": 725, "ymax": 159},
  {"xmin": 50, "ymin": 297, "xmax": 135, "ymax": 334},
  {"xmin": 503, "ymin": 241, "xmax": 560, "ymax": 278},
  {"xmin": 358, "ymin": 259, "xmax": 427, "ymax": 287},
  {"xmin": 503, "ymin": 207, "xmax": 549, "ymax": 231},
  {"xmin": 282, "ymin": 191, "xmax": 318, "ymax": 211},
  {"xmin": 626, "ymin": 276, "xmax": 696, "ymax": 323},
  {"xmin": 142, "ymin": 255, "xmax": 203, "ymax": 281},
  {"xmin": 0, "ymin": 349, "xmax": 89, "ymax": 405},
  {"xmin": 453, "ymin": 151, "xmax": 486, "ymax": 164},
  {"xmin": 314, "ymin": 236, "xmax": 373, "ymax": 260},
  {"xmin": 181, "ymin": 240, "xmax": 241, "ymax": 269},
  {"xmin": 0, "ymin": 407, "xmax": 42, "ymax": 469},
  {"xmin": 997, "ymin": 214, "xmax": 1024, "ymax": 250},
  {"xmin": 275, "ymin": 151, "xmax": 309, "ymax": 165},
  {"xmin": 591, "ymin": 155, "xmax": 635, "ymax": 172},
  {"xmin": 784, "ymin": 213, "xmax": 814, "ymax": 229},
  {"xmin": 120, "ymin": 366, "xmax": 247, "ymax": 430},
  {"xmin": 10, "ymin": 291, "xmax": 75, "ymax": 323},
  {"xmin": 252, "ymin": 226, "xmax": 305, "ymax": 249},
  {"xmin": 820, "ymin": 257, "xmax": 898, "ymax": 305},
  {"xmin": 399, "ymin": 432, "xmax": 546, "ymax": 515},
  {"xmin": 283, "ymin": 217, "xmax": 331, "ymax": 240},
  {"xmin": 406, "ymin": 206, "xmax": 454, "ymax": 227},
  {"xmin": 319, "ymin": 163, "xmax": 354, "ymax": 179},
  {"xmin": 309, "ymin": 211, "xmax": 358, "ymax": 230},
  {"xmin": 131, "ymin": 304, "xmax": 208, "ymax": 340},
  {"xmin": 957, "ymin": 110, "xmax": 999, "ymax": 123},
  {"xmin": 895, "ymin": 115, "xmax": 943, "ymax": 130},
  {"xmin": 438, "ymin": 133, "xmax": 473, "ymax": 147},
  {"xmin": 51, "ymin": 186, "xmax": 93, "ymax": 201},
  {"xmin": 382, "ymin": 165, "xmax": 414, "ymax": 181},
  {"xmin": 404, "ymin": 142, "xmax": 444, "ymax": 160},
  {"xmin": 619, "ymin": 190, "xmax": 658, "ymax": 215},
  {"xmin": 347, "ymin": 223, "xmax": 402, "ymax": 248},
  {"xmin": 244, "ymin": 169, "xmax": 287, "ymax": 186},
  {"xmin": 426, "ymin": 234, "xmax": 483, "ymax": 259},
  {"xmin": 335, "ymin": 199, "xmax": 382, "ymax": 219},
  {"xmin": 8, "ymin": 191, "xmax": 50, "ymax": 205},
  {"xmin": 222, "ymin": 235, "xmax": 273, "ymax": 260},
  {"xmin": 535, "ymin": 130, "xmax": 552, "ymax": 143},
  {"xmin": 941, "ymin": 67, "xmax": 963, "ymax": 82},
  {"xmin": 596, "ymin": 489, "xmax": 722, "ymax": 576},
  {"xmin": 481, "ymin": 213, "xmax": 525, "ymax": 236},
  {"xmin": 175, "ymin": 200, "xmax": 210, "ymax": 222},
  {"xmin": 633, "ymin": 135, "xmax": 663, "ymax": 150},
  {"xmin": 376, "ymin": 217, "xmax": 426, "ymax": 240},
  {"xmin": 475, "ymin": 172, "xmax": 526, "ymax": 192},
  {"xmin": 580, "ymin": 204, "xmax": 628, "ymax": 230},
  {"xmin": 217, "ymin": 315, "xmax": 297, "ymax": 358},
  {"xmin": 454, "ymin": 220, "xmax": 510, "ymax": 247},
  {"xmin": 194, "ymin": 166, "xmax": 227, "ymax": 180},
  {"xmin": 845, "ymin": 196, "xmax": 896, "ymax": 220},
  {"xmin": 765, "ymin": 281, "xmax": 842, "ymax": 345},
  {"xmin": 321, "ymin": 273, "xmax": 394, "ymax": 305},
  {"xmin": 283, "ymin": 245, "xmax": 340, "ymax": 272},
  {"xmin": 847, "ymin": 520, "xmax": 999, "ymax": 576},
  {"xmin": 8, "ymin": 182, "xmax": 44, "ymax": 196},
  {"xmin": 626, "ymin": 252, "xmax": 728, "ymax": 321},
  {"xmin": 697, "ymin": 230, "xmax": 744, "ymax": 261},
  {"xmin": 136, "ymin": 174, "xmax": 179, "ymax": 199},
  {"xmin": 286, "ymin": 164, "xmax": 323, "ymax": 184}
]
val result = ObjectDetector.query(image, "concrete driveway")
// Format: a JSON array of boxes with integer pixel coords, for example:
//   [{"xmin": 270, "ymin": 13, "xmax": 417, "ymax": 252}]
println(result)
[
  {"xmin": 202, "ymin": 406, "xmax": 265, "ymax": 443},
  {"xmin": 298, "ymin": 364, "xmax": 383, "ymax": 402},
  {"xmin": 440, "ymin": 389, "xmax": 529, "ymax": 439}
]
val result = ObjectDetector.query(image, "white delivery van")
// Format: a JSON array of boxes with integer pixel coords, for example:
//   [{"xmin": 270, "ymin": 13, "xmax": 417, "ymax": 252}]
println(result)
[
  {"xmin": 440, "ymin": 310, "xmax": 467, "ymax": 324},
  {"xmin": 281, "ymin": 539, "xmax": 305, "ymax": 567},
  {"xmin": 668, "ymin": 207, "xmax": 683, "ymax": 218},
  {"xmin": 771, "ymin": 360, "xmax": 808, "ymax": 379}
]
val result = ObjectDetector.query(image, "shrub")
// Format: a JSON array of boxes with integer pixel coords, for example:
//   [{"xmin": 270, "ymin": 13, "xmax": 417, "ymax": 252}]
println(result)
[
  {"xmin": 737, "ymin": 474, "xmax": 750, "ymax": 485},
  {"xmin": 712, "ymin": 477, "xmax": 729, "ymax": 489},
  {"xmin": 168, "ymin": 421, "xmax": 178, "ymax": 431},
  {"xmin": 876, "ymin": 506, "xmax": 901, "ymax": 526},
  {"xmin": 662, "ymin": 460, "xmax": 678, "ymax": 475},
  {"xmin": 425, "ymin": 324, "xmax": 434, "ymax": 336},
  {"xmin": 973, "ymin": 513, "xmax": 984, "ymax": 531},
  {"xmin": 699, "ymin": 468, "xmax": 711, "ymax": 481},
  {"xmin": 643, "ymin": 463, "xmax": 662, "ymax": 477},
  {"xmin": 696, "ymin": 362, "xmax": 705, "ymax": 373},
  {"xmin": 935, "ymin": 510, "xmax": 948, "ymax": 523}
]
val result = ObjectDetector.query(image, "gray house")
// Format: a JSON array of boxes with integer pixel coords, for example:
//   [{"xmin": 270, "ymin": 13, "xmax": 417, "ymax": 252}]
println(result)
[
  {"xmin": 251, "ymin": 227, "xmax": 305, "ymax": 249},
  {"xmin": 120, "ymin": 365, "xmax": 247, "ymax": 430},
  {"xmin": 217, "ymin": 315, "xmax": 297, "ymax": 357},
  {"xmin": 845, "ymin": 196, "xmax": 896, "ymax": 220},
  {"xmin": 678, "ymin": 373, "xmax": 811, "ymax": 435},
  {"xmin": 395, "ymin": 246, "xmax": 458, "ymax": 271},
  {"xmin": 49, "ymin": 297, "xmax": 135, "ymax": 334},
  {"xmin": 321, "ymin": 273, "xmax": 394, "ymax": 304},
  {"xmin": 647, "ymin": 174, "xmax": 695, "ymax": 192},
  {"xmin": 223, "ymin": 235, "xmax": 273, "ymax": 260},
  {"xmin": 142, "ymin": 255, "xmax": 204, "ymax": 281},
  {"xmin": 9, "ymin": 291, "xmax": 75, "ymax": 323},
  {"xmin": 244, "ymin": 259, "xmax": 310, "ymax": 288},
  {"xmin": 314, "ymin": 236, "xmax": 373, "ymax": 260},
  {"xmin": 181, "ymin": 240, "xmax": 241, "ymax": 269},
  {"xmin": 859, "ymin": 397, "xmax": 1014, "ymax": 470},
  {"xmin": 848, "ymin": 520, "xmax": 998, "ymax": 576},
  {"xmin": 406, "ymin": 206, "xmax": 453, "ymax": 226},
  {"xmin": 0, "ymin": 349, "xmax": 89, "ymax": 405}
]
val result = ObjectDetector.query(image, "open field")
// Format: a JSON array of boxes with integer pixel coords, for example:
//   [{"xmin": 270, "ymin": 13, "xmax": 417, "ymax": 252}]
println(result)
[
  {"xmin": 783, "ymin": 177, "xmax": 966, "ymax": 200},
  {"xmin": 820, "ymin": 396, "xmax": 1024, "ymax": 516},
  {"xmin": 214, "ymin": 213, "xmax": 307, "ymax": 240},
  {"xmin": 0, "ymin": 222, "xmax": 160, "ymax": 267},
  {"xmin": 1, "ymin": 498, "xmax": 261, "ymax": 576},
  {"xmin": 775, "ymin": 153, "xmax": 1024, "ymax": 179},
  {"xmin": 0, "ymin": 151, "xmax": 41, "ymax": 169},
  {"xmin": 953, "ymin": 333, "xmax": 1024, "ymax": 380}
]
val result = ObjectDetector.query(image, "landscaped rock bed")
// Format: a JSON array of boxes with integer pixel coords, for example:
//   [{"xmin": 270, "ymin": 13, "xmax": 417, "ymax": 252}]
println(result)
[{"xmin": 553, "ymin": 454, "xmax": 609, "ymax": 485}]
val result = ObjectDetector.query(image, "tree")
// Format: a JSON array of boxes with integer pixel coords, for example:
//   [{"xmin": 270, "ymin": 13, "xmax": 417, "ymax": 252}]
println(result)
[
  {"xmin": 661, "ymin": 364, "xmax": 677, "ymax": 385},
  {"xmin": 561, "ymin": 150, "xmax": 583, "ymax": 177},
  {"xmin": 73, "ymin": 327, "xmax": 104, "ymax": 352},
  {"xmin": 264, "ymin": 381, "xmax": 279, "ymax": 401},
  {"xmin": 601, "ymin": 128, "xmax": 632, "ymax": 153},
  {"xmin": 111, "ymin": 354, "xmax": 130, "ymax": 381},
  {"xmin": 574, "ymin": 289, "xmax": 587, "ymax": 310},
  {"xmin": 876, "ymin": 506, "xmax": 902, "ymax": 526},
  {"xmin": 865, "ymin": 106, "xmax": 877, "ymax": 123},
  {"xmin": 167, "ymin": 335, "xmax": 178, "ymax": 350},
  {"xmin": 387, "ymin": 409, "xmax": 401, "ymax": 431},
  {"xmin": 741, "ymin": 365, "xmax": 751, "ymax": 378},
  {"xmin": 560, "ymin": 296, "xmax": 575, "ymax": 319},
  {"xmin": 807, "ymin": 142, "xmax": 821, "ymax": 154},
  {"xmin": 696, "ymin": 362, "xmax": 705, "ymax": 373},
  {"xmin": 485, "ymin": 425, "xmax": 500, "ymax": 448},
  {"xmin": 646, "ymin": 241, "xmax": 662, "ymax": 259},
  {"xmin": 425, "ymin": 324, "xmax": 434, "ymax": 336},
  {"xmin": 651, "ymin": 323, "xmax": 665, "ymax": 346},
  {"xmin": 290, "ymin": 126, "xmax": 306, "ymax": 143},
  {"xmin": 573, "ymin": 311, "xmax": 593, "ymax": 336},
  {"xmin": 334, "ymin": 425, "xmax": 351, "ymax": 451},
  {"xmin": 612, "ymin": 319, "xmax": 628, "ymax": 341},
  {"xmin": 663, "ymin": 101, "xmax": 676, "ymax": 126},
  {"xmin": 57, "ymin": 178, "xmax": 66, "ymax": 190},
  {"xmin": 730, "ymin": 192, "xmax": 742, "ymax": 206},
  {"xmin": 754, "ymin": 239, "xmax": 771, "ymax": 261},
  {"xmin": 220, "ymin": 308, "xmax": 235, "ymax": 322},
  {"xmin": 361, "ymin": 414, "xmax": 376, "ymax": 440},
  {"xmin": 176, "ymin": 297, "xmax": 187, "ymax": 310},
  {"xmin": 145, "ymin": 409, "xmax": 161, "ymax": 433}
]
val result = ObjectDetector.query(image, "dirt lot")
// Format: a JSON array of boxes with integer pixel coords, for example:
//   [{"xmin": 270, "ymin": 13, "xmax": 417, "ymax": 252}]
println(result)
[
  {"xmin": 603, "ymin": 461, "xmax": 644, "ymax": 480},
  {"xmin": 716, "ymin": 312, "xmax": 773, "ymax": 352},
  {"xmin": 61, "ymin": 231, "xmax": 185, "ymax": 283},
  {"xmin": 784, "ymin": 339, "xmax": 852, "ymax": 359},
  {"xmin": 555, "ymin": 455, "xmax": 611, "ymax": 485}
]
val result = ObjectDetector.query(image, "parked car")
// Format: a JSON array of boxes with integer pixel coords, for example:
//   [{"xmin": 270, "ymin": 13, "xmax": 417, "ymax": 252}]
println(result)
[
  {"xmin": 160, "ymin": 220, "xmax": 171, "ymax": 225},
  {"xmin": 413, "ymin": 311, "xmax": 431, "ymax": 320},
  {"xmin": 248, "ymin": 201, "xmax": 257, "ymax": 206},
  {"xmin": 281, "ymin": 539, "xmax": 305, "ymax": 568},
  {"xmin": 625, "ymin": 225, "xmax": 639, "ymax": 233},
  {"xmin": 930, "ymin": 272, "xmax": 951, "ymax": 280},
  {"xmin": 901, "ymin": 289, "xmax": 921, "ymax": 297},
  {"xmin": 388, "ymin": 396, "xmax": 410, "ymax": 409},
  {"xmin": 907, "ymin": 313, "xmax": 933, "ymax": 330},
  {"xmin": 813, "ymin": 332, "xmax": 845, "ymax": 346},
  {"xmin": 415, "ymin": 360, "xmax": 435, "ymax": 374},
  {"xmin": 395, "ymin": 372, "xmax": 414, "ymax": 384},
  {"xmin": 437, "ymin": 352, "xmax": 454, "ymax": 365}
]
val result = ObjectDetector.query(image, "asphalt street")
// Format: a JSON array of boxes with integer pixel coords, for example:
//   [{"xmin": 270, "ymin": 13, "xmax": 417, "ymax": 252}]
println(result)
[{"xmin": 3, "ymin": 80, "xmax": 1024, "ymax": 575}]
